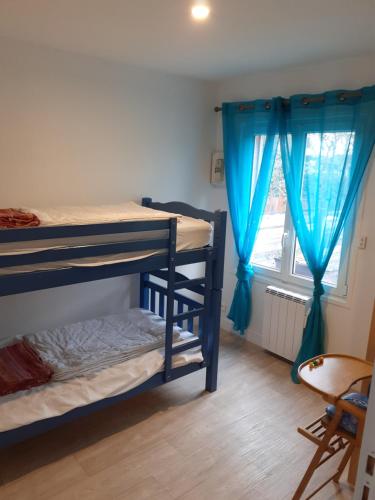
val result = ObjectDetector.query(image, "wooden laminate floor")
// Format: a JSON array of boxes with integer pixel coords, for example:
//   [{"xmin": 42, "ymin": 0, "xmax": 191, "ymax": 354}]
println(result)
[{"xmin": 0, "ymin": 333, "xmax": 354, "ymax": 500}]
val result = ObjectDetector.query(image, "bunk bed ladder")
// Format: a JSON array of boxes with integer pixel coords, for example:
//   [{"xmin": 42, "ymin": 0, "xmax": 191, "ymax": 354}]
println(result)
[{"xmin": 139, "ymin": 197, "xmax": 227, "ymax": 392}]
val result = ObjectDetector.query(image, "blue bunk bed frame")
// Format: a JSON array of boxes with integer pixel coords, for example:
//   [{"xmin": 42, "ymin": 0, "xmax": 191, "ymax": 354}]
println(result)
[{"xmin": 0, "ymin": 198, "xmax": 226, "ymax": 448}]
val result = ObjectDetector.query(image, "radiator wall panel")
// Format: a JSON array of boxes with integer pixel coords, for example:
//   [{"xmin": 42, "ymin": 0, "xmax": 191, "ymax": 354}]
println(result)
[
  {"xmin": 276, "ymin": 298, "xmax": 288, "ymax": 357},
  {"xmin": 292, "ymin": 305, "xmax": 307, "ymax": 360},
  {"xmin": 262, "ymin": 286, "xmax": 310, "ymax": 362},
  {"xmin": 285, "ymin": 300, "xmax": 298, "ymax": 361},
  {"xmin": 262, "ymin": 290, "xmax": 273, "ymax": 350},
  {"xmin": 269, "ymin": 294, "xmax": 280, "ymax": 355}
]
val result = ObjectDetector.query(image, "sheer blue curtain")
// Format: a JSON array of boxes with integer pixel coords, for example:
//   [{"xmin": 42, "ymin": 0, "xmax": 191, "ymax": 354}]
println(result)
[
  {"xmin": 222, "ymin": 99, "xmax": 279, "ymax": 334},
  {"xmin": 277, "ymin": 86, "xmax": 375, "ymax": 382}
]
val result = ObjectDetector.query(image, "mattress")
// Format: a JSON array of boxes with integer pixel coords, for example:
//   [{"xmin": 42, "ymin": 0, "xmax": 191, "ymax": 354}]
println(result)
[
  {"xmin": 0, "ymin": 333, "xmax": 203, "ymax": 432},
  {"xmin": 0, "ymin": 202, "xmax": 212, "ymax": 275}
]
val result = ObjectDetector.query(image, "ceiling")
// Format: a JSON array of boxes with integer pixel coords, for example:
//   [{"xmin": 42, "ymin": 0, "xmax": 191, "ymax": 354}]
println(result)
[{"xmin": 0, "ymin": 0, "xmax": 374, "ymax": 80}]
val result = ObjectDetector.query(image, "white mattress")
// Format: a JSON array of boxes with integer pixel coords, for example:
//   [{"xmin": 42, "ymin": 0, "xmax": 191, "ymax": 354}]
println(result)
[
  {"xmin": 0, "ymin": 202, "xmax": 212, "ymax": 275},
  {"xmin": 23, "ymin": 201, "xmax": 181, "ymax": 226},
  {"xmin": 0, "ymin": 332, "xmax": 203, "ymax": 433}
]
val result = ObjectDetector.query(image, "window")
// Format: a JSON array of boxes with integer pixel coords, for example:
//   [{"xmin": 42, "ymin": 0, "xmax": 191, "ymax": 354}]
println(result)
[
  {"xmin": 251, "ymin": 134, "xmax": 353, "ymax": 296},
  {"xmin": 292, "ymin": 234, "xmax": 344, "ymax": 286}
]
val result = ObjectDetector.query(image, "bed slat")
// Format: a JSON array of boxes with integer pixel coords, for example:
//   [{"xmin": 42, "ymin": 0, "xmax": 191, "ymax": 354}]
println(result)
[
  {"xmin": 188, "ymin": 305, "xmax": 194, "ymax": 333},
  {"xmin": 158, "ymin": 294, "xmax": 165, "ymax": 318},
  {"xmin": 150, "ymin": 289, "xmax": 156, "ymax": 313},
  {"xmin": 172, "ymin": 339, "xmax": 201, "ymax": 355},
  {"xmin": 173, "ymin": 308, "xmax": 205, "ymax": 323},
  {"xmin": 142, "ymin": 198, "xmax": 215, "ymax": 222},
  {"xmin": 0, "ymin": 238, "xmax": 169, "ymax": 268},
  {"xmin": 0, "ymin": 219, "xmax": 170, "ymax": 243},
  {"xmin": 0, "ymin": 249, "xmax": 209, "ymax": 297},
  {"xmin": 177, "ymin": 300, "xmax": 184, "ymax": 328}
]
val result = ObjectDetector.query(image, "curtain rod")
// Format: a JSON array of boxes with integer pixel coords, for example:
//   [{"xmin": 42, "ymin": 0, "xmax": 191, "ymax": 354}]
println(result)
[{"xmin": 214, "ymin": 90, "xmax": 362, "ymax": 112}]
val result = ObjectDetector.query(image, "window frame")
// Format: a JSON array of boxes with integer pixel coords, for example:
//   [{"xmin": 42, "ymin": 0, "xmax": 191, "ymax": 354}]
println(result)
[
  {"xmin": 251, "ymin": 213, "xmax": 352, "ymax": 298},
  {"xmin": 250, "ymin": 131, "xmax": 356, "ymax": 299}
]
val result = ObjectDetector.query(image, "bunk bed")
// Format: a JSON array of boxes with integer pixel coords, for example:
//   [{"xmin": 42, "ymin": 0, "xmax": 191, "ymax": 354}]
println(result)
[{"xmin": 0, "ymin": 198, "xmax": 227, "ymax": 448}]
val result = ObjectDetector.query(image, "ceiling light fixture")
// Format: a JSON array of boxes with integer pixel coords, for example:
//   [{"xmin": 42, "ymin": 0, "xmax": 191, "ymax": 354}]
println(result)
[{"xmin": 191, "ymin": 4, "xmax": 210, "ymax": 21}]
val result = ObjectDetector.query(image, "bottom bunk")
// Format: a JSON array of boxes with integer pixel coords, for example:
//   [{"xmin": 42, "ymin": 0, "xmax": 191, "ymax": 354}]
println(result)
[
  {"xmin": 0, "ymin": 279, "xmax": 211, "ymax": 448},
  {"xmin": 0, "ymin": 329, "xmax": 202, "ymax": 443}
]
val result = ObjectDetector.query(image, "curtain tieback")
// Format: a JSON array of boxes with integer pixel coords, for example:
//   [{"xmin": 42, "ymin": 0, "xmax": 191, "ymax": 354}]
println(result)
[
  {"xmin": 236, "ymin": 262, "xmax": 253, "ymax": 282},
  {"xmin": 313, "ymin": 278, "xmax": 325, "ymax": 298}
]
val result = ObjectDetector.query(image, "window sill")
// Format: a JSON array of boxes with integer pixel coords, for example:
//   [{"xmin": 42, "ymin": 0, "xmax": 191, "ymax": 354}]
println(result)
[{"xmin": 250, "ymin": 269, "xmax": 351, "ymax": 310}]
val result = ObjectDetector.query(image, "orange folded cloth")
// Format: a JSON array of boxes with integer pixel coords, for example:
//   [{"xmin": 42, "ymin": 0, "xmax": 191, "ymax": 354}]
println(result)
[
  {"xmin": 0, "ymin": 209, "xmax": 40, "ymax": 228},
  {"xmin": 0, "ymin": 340, "xmax": 53, "ymax": 396}
]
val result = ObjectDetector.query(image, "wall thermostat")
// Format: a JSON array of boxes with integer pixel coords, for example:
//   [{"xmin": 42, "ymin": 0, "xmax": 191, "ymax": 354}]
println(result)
[{"xmin": 211, "ymin": 151, "xmax": 225, "ymax": 186}]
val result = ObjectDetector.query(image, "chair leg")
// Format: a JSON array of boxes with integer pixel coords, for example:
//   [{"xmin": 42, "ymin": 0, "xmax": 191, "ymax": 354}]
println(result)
[
  {"xmin": 333, "ymin": 443, "xmax": 355, "ymax": 483},
  {"xmin": 292, "ymin": 410, "xmax": 342, "ymax": 500},
  {"xmin": 348, "ymin": 417, "xmax": 365, "ymax": 486}
]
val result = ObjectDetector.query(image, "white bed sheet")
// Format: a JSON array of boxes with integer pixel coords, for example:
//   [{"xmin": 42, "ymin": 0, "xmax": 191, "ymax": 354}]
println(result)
[
  {"xmin": 23, "ymin": 201, "xmax": 181, "ymax": 226},
  {"xmin": 0, "ymin": 334, "xmax": 203, "ymax": 432}
]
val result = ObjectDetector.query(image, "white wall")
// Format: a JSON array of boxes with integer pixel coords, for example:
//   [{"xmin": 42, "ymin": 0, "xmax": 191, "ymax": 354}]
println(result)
[
  {"xmin": 0, "ymin": 38, "xmax": 215, "ymax": 340},
  {"xmin": 1, "ymin": 41, "xmax": 374, "ymax": 358},
  {"xmin": 211, "ymin": 53, "xmax": 375, "ymax": 357}
]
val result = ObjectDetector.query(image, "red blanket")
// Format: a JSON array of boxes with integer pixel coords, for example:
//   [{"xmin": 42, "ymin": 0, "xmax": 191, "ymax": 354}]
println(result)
[
  {"xmin": 0, "ymin": 209, "xmax": 40, "ymax": 228},
  {"xmin": 0, "ymin": 340, "xmax": 53, "ymax": 396}
]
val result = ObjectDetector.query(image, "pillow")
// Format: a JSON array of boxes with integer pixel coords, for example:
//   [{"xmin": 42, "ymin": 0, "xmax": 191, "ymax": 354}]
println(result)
[{"xmin": 325, "ymin": 392, "xmax": 368, "ymax": 435}]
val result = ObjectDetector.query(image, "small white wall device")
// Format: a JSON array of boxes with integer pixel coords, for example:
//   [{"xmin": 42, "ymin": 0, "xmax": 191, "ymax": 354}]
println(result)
[{"xmin": 211, "ymin": 151, "xmax": 225, "ymax": 186}]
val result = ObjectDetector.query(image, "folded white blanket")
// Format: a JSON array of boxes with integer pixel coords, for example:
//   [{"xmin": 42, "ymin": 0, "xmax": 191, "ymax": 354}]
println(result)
[
  {"xmin": 22, "ymin": 201, "xmax": 181, "ymax": 226},
  {"xmin": 26, "ymin": 308, "xmax": 181, "ymax": 381}
]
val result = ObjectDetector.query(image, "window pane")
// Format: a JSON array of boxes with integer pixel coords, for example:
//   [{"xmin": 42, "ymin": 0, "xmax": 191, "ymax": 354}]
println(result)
[
  {"xmin": 292, "ymin": 131, "xmax": 353, "ymax": 288},
  {"xmin": 301, "ymin": 132, "xmax": 354, "ymax": 220},
  {"xmin": 293, "ymin": 232, "xmax": 344, "ymax": 287},
  {"xmin": 251, "ymin": 141, "xmax": 286, "ymax": 271}
]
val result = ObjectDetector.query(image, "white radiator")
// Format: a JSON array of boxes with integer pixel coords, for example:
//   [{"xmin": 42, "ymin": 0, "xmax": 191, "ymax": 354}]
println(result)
[{"xmin": 262, "ymin": 286, "xmax": 311, "ymax": 361}]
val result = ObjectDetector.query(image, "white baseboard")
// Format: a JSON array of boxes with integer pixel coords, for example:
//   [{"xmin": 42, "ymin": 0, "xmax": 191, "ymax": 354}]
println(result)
[
  {"xmin": 245, "ymin": 329, "xmax": 263, "ymax": 347},
  {"xmin": 220, "ymin": 314, "xmax": 263, "ymax": 347},
  {"xmin": 220, "ymin": 315, "xmax": 232, "ymax": 332}
]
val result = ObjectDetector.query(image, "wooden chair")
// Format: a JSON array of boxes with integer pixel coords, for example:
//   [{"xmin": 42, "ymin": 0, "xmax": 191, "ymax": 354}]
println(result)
[{"xmin": 292, "ymin": 354, "xmax": 373, "ymax": 500}]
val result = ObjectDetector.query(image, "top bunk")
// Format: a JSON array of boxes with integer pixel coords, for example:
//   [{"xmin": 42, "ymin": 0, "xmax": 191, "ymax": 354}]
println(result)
[{"xmin": 0, "ymin": 198, "xmax": 226, "ymax": 297}]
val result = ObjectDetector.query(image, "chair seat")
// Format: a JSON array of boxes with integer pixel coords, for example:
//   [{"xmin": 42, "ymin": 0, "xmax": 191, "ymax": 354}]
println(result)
[{"xmin": 325, "ymin": 392, "xmax": 368, "ymax": 436}]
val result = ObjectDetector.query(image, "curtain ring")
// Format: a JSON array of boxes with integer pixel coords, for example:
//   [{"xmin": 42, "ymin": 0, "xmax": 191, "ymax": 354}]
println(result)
[
  {"xmin": 302, "ymin": 97, "xmax": 309, "ymax": 106},
  {"xmin": 264, "ymin": 101, "xmax": 272, "ymax": 110},
  {"xmin": 338, "ymin": 93, "xmax": 346, "ymax": 102}
]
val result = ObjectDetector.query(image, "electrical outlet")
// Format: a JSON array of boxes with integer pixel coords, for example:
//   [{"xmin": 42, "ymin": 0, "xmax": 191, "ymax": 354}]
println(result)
[
  {"xmin": 221, "ymin": 303, "xmax": 227, "ymax": 313},
  {"xmin": 359, "ymin": 236, "xmax": 367, "ymax": 250}
]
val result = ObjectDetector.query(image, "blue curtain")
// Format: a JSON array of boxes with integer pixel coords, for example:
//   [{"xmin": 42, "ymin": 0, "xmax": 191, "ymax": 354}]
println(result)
[
  {"xmin": 277, "ymin": 86, "xmax": 375, "ymax": 382},
  {"xmin": 222, "ymin": 99, "xmax": 280, "ymax": 334}
]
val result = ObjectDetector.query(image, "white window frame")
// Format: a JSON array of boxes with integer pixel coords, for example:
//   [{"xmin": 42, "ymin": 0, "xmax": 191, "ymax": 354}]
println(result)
[
  {"xmin": 251, "ymin": 213, "xmax": 352, "ymax": 298},
  {"xmin": 250, "ymin": 134, "xmax": 356, "ymax": 299}
]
